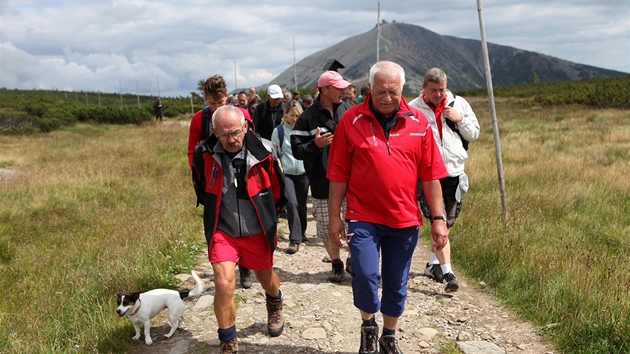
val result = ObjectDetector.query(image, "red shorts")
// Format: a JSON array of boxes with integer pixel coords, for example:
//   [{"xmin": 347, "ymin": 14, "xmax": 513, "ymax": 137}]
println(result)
[{"xmin": 209, "ymin": 230, "xmax": 274, "ymax": 270}]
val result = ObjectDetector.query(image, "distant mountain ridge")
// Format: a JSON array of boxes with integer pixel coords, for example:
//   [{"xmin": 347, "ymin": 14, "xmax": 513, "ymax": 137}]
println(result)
[{"xmin": 270, "ymin": 22, "xmax": 627, "ymax": 94}]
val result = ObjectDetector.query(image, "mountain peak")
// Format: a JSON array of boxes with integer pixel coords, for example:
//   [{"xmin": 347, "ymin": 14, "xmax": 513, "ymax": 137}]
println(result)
[{"xmin": 271, "ymin": 22, "xmax": 626, "ymax": 94}]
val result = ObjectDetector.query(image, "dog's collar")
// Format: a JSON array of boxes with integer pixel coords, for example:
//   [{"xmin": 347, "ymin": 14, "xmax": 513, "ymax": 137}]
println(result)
[{"xmin": 129, "ymin": 299, "xmax": 141, "ymax": 316}]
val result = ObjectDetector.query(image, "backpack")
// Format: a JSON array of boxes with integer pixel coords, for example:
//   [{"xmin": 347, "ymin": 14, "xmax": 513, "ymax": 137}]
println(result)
[
  {"xmin": 444, "ymin": 97, "xmax": 469, "ymax": 151},
  {"xmin": 191, "ymin": 106, "xmax": 217, "ymax": 207}
]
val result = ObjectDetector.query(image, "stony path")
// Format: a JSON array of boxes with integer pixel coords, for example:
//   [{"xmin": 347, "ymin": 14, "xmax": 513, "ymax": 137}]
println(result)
[{"xmin": 130, "ymin": 216, "xmax": 556, "ymax": 354}]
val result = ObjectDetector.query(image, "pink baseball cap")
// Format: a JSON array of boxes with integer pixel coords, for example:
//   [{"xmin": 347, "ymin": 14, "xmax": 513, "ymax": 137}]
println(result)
[{"xmin": 316, "ymin": 71, "xmax": 352, "ymax": 89}]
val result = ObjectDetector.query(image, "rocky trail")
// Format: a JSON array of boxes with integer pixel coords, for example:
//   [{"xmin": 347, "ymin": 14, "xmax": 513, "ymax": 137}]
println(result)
[{"xmin": 129, "ymin": 214, "xmax": 555, "ymax": 354}]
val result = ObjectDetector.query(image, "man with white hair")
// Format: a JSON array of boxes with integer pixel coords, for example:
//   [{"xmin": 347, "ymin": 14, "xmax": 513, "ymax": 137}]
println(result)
[{"xmin": 327, "ymin": 61, "xmax": 449, "ymax": 354}]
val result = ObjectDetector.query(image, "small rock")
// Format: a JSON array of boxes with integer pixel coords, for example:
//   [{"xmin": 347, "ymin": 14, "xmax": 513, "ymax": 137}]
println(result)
[
  {"xmin": 302, "ymin": 327, "xmax": 327, "ymax": 339},
  {"xmin": 457, "ymin": 341, "xmax": 505, "ymax": 354}
]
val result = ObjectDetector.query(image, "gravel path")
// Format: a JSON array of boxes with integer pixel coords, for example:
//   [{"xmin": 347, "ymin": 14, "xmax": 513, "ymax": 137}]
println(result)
[{"xmin": 129, "ymin": 214, "xmax": 556, "ymax": 354}]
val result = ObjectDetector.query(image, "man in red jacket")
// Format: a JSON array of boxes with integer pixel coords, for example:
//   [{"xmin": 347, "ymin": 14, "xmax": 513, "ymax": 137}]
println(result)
[
  {"xmin": 203, "ymin": 106, "xmax": 286, "ymax": 353},
  {"xmin": 327, "ymin": 61, "xmax": 449, "ymax": 354},
  {"xmin": 187, "ymin": 75, "xmax": 254, "ymax": 290}
]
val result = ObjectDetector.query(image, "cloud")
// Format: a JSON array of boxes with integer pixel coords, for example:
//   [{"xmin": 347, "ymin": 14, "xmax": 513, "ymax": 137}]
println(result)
[{"xmin": 1, "ymin": 0, "xmax": 628, "ymax": 97}]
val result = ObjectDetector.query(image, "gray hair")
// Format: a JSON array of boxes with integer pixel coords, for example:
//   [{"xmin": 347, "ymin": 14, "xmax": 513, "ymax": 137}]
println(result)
[
  {"xmin": 424, "ymin": 67, "xmax": 447, "ymax": 85},
  {"xmin": 212, "ymin": 105, "xmax": 245, "ymax": 128},
  {"xmin": 369, "ymin": 61, "xmax": 406, "ymax": 91}
]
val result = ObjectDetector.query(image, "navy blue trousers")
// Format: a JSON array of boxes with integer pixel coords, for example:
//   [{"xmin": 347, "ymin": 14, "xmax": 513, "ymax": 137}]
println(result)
[{"xmin": 347, "ymin": 221, "xmax": 418, "ymax": 317}]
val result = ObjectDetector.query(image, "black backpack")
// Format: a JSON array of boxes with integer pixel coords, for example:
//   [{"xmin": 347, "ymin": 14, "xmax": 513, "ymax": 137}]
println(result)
[
  {"xmin": 444, "ymin": 97, "xmax": 469, "ymax": 151},
  {"xmin": 191, "ymin": 106, "xmax": 217, "ymax": 207}
]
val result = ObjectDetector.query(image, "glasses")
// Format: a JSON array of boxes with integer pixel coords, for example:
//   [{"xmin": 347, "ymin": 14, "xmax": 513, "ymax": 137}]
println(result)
[{"xmin": 215, "ymin": 128, "xmax": 244, "ymax": 141}]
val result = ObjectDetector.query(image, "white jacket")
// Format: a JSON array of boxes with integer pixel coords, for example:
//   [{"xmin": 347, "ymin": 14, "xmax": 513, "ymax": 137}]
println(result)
[{"xmin": 408, "ymin": 90, "xmax": 480, "ymax": 177}]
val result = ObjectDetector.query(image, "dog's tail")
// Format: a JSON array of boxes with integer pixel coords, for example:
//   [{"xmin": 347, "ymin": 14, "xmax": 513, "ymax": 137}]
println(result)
[{"xmin": 181, "ymin": 270, "xmax": 204, "ymax": 298}]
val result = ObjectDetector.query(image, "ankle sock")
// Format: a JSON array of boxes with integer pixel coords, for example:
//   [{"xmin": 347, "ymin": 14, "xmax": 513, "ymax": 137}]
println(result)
[
  {"xmin": 441, "ymin": 263, "xmax": 453, "ymax": 275},
  {"xmin": 428, "ymin": 252, "xmax": 439, "ymax": 265},
  {"xmin": 382, "ymin": 327, "xmax": 396, "ymax": 336},
  {"xmin": 362, "ymin": 316, "xmax": 377, "ymax": 327},
  {"xmin": 217, "ymin": 325, "xmax": 237, "ymax": 342},
  {"xmin": 266, "ymin": 289, "xmax": 283, "ymax": 300}
]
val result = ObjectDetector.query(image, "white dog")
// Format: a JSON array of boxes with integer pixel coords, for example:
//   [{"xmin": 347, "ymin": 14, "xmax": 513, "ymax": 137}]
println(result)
[{"xmin": 116, "ymin": 271, "xmax": 204, "ymax": 345}]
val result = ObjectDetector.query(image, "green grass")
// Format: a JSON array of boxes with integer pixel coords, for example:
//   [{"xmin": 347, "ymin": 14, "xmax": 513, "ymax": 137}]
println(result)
[
  {"xmin": 453, "ymin": 98, "xmax": 629, "ymax": 353},
  {"xmin": 0, "ymin": 120, "xmax": 205, "ymax": 353},
  {"xmin": 0, "ymin": 98, "xmax": 629, "ymax": 353}
]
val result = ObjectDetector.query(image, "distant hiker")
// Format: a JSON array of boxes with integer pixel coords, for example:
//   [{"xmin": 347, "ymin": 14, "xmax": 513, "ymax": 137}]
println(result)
[
  {"xmin": 252, "ymin": 84, "xmax": 285, "ymax": 140},
  {"xmin": 154, "ymin": 97, "xmax": 163, "ymax": 122}
]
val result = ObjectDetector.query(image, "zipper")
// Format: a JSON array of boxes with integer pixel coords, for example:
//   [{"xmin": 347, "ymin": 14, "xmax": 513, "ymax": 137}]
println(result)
[{"xmin": 370, "ymin": 123, "xmax": 392, "ymax": 155}]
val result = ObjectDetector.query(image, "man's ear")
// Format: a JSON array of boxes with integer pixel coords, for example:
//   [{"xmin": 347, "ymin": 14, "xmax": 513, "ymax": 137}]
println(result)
[{"xmin": 244, "ymin": 120, "xmax": 249, "ymax": 131}]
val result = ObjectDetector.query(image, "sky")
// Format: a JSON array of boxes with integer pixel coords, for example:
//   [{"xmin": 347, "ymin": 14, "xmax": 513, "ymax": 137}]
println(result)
[{"xmin": 1, "ymin": 0, "xmax": 628, "ymax": 98}]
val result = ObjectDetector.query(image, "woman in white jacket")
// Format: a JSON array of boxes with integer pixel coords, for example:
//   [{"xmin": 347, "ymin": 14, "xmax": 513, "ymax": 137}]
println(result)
[{"xmin": 408, "ymin": 67, "xmax": 480, "ymax": 292}]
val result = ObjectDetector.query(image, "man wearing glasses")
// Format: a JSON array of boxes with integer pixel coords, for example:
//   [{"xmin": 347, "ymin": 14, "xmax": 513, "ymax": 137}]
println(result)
[
  {"xmin": 187, "ymin": 75, "xmax": 256, "ymax": 291},
  {"xmin": 201, "ymin": 105, "xmax": 287, "ymax": 353}
]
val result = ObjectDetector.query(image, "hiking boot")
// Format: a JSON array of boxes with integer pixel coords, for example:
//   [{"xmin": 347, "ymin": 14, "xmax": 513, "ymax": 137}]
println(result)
[
  {"xmin": 345, "ymin": 255, "xmax": 352, "ymax": 274},
  {"xmin": 359, "ymin": 324, "xmax": 379, "ymax": 354},
  {"xmin": 379, "ymin": 334, "xmax": 403, "ymax": 354},
  {"xmin": 285, "ymin": 243, "xmax": 300, "ymax": 255},
  {"xmin": 266, "ymin": 296, "xmax": 285, "ymax": 337},
  {"xmin": 328, "ymin": 258, "xmax": 345, "ymax": 283},
  {"xmin": 424, "ymin": 263, "xmax": 443, "ymax": 282},
  {"xmin": 238, "ymin": 264, "xmax": 253, "ymax": 289},
  {"xmin": 220, "ymin": 337, "xmax": 238, "ymax": 354},
  {"xmin": 301, "ymin": 235, "xmax": 309, "ymax": 243},
  {"xmin": 443, "ymin": 272, "xmax": 459, "ymax": 293}
]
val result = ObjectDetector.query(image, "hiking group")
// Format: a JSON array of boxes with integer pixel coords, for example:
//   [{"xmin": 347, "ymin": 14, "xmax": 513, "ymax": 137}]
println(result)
[{"xmin": 187, "ymin": 61, "xmax": 480, "ymax": 354}]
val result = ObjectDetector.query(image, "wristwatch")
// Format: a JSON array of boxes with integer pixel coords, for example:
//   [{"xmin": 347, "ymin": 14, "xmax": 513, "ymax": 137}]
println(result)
[{"xmin": 432, "ymin": 215, "xmax": 446, "ymax": 222}]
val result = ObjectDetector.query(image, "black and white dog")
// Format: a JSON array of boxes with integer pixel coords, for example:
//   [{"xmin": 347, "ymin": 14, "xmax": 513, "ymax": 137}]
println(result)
[{"xmin": 116, "ymin": 271, "xmax": 204, "ymax": 345}]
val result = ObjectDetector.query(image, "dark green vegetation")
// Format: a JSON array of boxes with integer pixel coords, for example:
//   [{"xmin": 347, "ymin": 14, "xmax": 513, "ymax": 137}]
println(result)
[
  {"xmin": 0, "ymin": 88, "xmax": 206, "ymax": 134},
  {"xmin": 460, "ymin": 75, "xmax": 630, "ymax": 109}
]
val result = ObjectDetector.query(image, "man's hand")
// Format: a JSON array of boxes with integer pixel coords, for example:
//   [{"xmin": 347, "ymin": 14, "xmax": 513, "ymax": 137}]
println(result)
[
  {"xmin": 443, "ymin": 106, "xmax": 462, "ymax": 123},
  {"xmin": 314, "ymin": 127, "xmax": 333, "ymax": 148},
  {"xmin": 431, "ymin": 220, "xmax": 449, "ymax": 251},
  {"xmin": 328, "ymin": 215, "xmax": 345, "ymax": 248}
]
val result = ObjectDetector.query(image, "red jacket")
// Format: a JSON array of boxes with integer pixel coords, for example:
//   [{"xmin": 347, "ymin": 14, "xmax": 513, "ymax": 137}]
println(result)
[{"xmin": 327, "ymin": 95, "xmax": 448, "ymax": 228}]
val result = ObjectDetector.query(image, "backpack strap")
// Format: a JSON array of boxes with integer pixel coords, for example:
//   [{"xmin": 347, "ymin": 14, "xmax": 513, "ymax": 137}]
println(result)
[
  {"xmin": 201, "ymin": 106, "xmax": 211, "ymax": 140},
  {"xmin": 276, "ymin": 124, "xmax": 284, "ymax": 149},
  {"xmin": 445, "ymin": 96, "xmax": 469, "ymax": 151}
]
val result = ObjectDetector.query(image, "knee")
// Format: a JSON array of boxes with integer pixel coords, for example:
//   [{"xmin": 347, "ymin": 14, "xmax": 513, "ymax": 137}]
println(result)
[{"xmin": 214, "ymin": 275, "xmax": 235, "ymax": 295}]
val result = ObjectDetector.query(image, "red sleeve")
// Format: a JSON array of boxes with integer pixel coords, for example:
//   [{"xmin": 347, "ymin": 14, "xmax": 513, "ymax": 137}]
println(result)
[{"xmin": 187, "ymin": 110, "xmax": 204, "ymax": 169}]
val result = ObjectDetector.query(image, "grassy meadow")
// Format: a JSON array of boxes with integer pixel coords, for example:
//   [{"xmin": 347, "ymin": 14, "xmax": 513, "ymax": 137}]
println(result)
[{"xmin": 0, "ymin": 97, "xmax": 628, "ymax": 353}]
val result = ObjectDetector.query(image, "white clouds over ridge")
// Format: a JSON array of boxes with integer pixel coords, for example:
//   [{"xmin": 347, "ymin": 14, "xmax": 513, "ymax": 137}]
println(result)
[{"xmin": 1, "ymin": 0, "xmax": 628, "ymax": 97}]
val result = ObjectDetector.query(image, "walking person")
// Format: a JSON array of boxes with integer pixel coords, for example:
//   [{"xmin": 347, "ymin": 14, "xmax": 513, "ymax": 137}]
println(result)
[
  {"xmin": 154, "ymin": 97, "xmax": 163, "ymax": 122},
  {"xmin": 409, "ymin": 67, "xmax": 480, "ymax": 292},
  {"xmin": 252, "ymin": 84, "xmax": 285, "ymax": 140},
  {"xmin": 187, "ymin": 75, "xmax": 255, "ymax": 290},
  {"xmin": 327, "ymin": 61, "xmax": 450, "ymax": 354},
  {"xmin": 199, "ymin": 105, "xmax": 287, "ymax": 353},
  {"xmin": 271, "ymin": 100, "xmax": 309, "ymax": 254},
  {"xmin": 291, "ymin": 70, "xmax": 354, "ymax": 283}
]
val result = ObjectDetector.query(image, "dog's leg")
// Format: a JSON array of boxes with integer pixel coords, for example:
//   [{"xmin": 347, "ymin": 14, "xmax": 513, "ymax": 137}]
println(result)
[
  {"xmin": 143, "ymin": 321, "xmax": 153, "ymax": 345},
  {"xmin": 132, "ymin": 322, "xmax": 141, "ymax": 341},
  {"xmin": 164, "ymin": 312, "xmax": 180, "ymax": 338}
]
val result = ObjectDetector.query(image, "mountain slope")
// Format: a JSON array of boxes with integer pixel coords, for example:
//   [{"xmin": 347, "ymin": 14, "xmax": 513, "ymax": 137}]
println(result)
[{"xmin": 271, "ymin": 22, "xmax": 627, "ymax": 94}]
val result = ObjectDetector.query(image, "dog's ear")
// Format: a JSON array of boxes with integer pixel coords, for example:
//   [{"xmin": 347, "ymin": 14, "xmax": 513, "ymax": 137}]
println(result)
[{"xmin": 127, "ymin": 292, "xmax": 141, "ymax": 301}]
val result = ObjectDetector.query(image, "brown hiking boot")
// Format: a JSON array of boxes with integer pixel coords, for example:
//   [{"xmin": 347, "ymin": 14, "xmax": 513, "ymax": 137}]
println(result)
[
  {"xmin": 266, "ymin": 296, "xmax": 284, "ymax": 337},
  {"xmin": 220, "ymin": 337, "xmax": 238, "ymax": 353}
]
